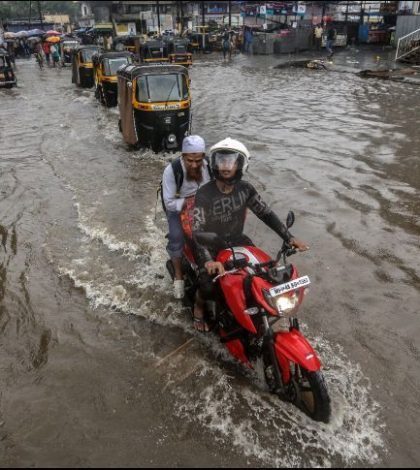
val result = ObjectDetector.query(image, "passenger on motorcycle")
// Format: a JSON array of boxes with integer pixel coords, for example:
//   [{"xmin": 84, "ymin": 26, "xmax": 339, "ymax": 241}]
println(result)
[
  {"xmin": 192, "ymin": 138, "xmax": 309, "ymax": 332},
  {"xmin": 162, "ymin": 135, "xmax": 212, "ymax": 299}
]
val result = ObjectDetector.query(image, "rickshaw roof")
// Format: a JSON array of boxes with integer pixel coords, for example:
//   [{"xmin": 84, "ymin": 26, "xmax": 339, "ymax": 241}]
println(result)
[
  {"xmin": 143, "ymin": 40, "xmax": 167, "ymax": 48},
  {"xmin": 75, "ymin": 45, "xmax": 102, "ymax": 52},
  {"xmin": 169, "ymin": 38, "xmax": 189, "ymax": 44},
  {"xmin": 93, "ymin": 51, "xmax": 133, "ymax": 63},
  {"xmin": 117, "ymin": 64, "xmax": 188, "ymax": 81},
  {"xmin": 115, "ymin": 35, "xmax": 141, "ymax": 41}
]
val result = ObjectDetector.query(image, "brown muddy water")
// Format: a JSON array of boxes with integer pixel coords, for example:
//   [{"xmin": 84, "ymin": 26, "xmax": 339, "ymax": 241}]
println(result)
[{"xmin": 0, "ymin": 51, "xmax": 419, "ymax": 467}]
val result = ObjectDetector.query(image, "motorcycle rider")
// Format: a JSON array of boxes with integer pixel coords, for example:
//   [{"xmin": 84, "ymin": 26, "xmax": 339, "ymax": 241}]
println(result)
[
  {"xmin": 192, "ymin": 138, "xmax": 309, "ymax": 332},
  {"xmin": 162, "ymin": 135, "xmax": 212, "ymax": 299}
]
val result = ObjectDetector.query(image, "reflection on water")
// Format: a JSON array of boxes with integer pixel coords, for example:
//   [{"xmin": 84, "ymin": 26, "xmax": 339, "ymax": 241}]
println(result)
[{"xmin": 0, "ymin": 55, "xmax": 419, "ymax": 467}]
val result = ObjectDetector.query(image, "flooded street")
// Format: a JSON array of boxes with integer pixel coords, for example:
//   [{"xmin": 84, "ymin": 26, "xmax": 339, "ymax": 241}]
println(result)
[{"xmin": 0, "ymin": 51, "xmax": 419, "ymax": 467}]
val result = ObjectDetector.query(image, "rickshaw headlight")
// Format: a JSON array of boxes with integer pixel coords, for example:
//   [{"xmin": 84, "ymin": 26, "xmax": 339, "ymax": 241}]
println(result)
[{"xmin": 168, "ymin": 134, "xmax": 176, "ymax": 143}]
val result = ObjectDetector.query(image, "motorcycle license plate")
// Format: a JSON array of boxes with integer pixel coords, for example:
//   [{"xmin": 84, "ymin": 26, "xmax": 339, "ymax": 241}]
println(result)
[{"xmin": 268, "ymin": 276, "xmax": 311, "ymax": 297}]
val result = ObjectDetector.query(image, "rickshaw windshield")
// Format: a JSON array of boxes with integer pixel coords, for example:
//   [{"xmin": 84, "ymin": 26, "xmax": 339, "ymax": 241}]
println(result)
[
  {"xmin": 144, "ymin": 45, "xmax": 166, "ymax": 58},
  {"xmin": 104, "ymin": 57, "xmax": 131, "ymax": 76},
  {"xmin": 137, "ymin": 74, "xmax": 188, "ymax": 103},
  {"xmin": 81, "ymin": 49, "xmax": 97, "ymax": 63},
  {"xmin": 174, "ymin": 44, "xmax": 187, "ymax": 53},
  {"xmin": 63, "ymin": 42, "xmax": 78, "ymax": 50}
]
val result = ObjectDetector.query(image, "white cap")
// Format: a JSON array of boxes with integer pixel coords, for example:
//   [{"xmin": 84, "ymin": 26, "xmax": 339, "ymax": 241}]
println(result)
[{"xmin": 182, "ymin": 135, "xmax": 205, "ymax": 154}]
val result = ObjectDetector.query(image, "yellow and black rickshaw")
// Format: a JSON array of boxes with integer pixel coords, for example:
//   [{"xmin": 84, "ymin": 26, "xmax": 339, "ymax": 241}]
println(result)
[
  {"xmin": 0, "ymin": 51, "xmax": 17, "ymax": 88},
  {"xmin": 72, "ymin": 45, "xmax": 102, "ymax": 88},
  {"xmin": 117, "ymin": 64, "xmax": 191, "ymax": 153},
  {"xmin": 168, "ymin": 38, "xmax": 192, "ymax": 66},
  {"xmin": 93, "ymin": 51, "xmax": 134, "ymax": 107},
  {"xmin": 113, "ymin": 35, "xmax": 143, "ymax": 57},
  {"xmin": 140, "ymin": 40, "xmax": 169, "ymax": 64},
  {"xmin": 61, "ymin": 38, "xmax": 80, "ymax": 66}
]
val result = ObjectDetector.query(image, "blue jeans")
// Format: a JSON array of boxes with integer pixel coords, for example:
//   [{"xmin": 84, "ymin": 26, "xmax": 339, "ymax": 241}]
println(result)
[
  {"xmin": 326, "ymin": 40, "xmax": 334, "ymax": 55},
  {"xmin": 166, "ymin": 211, "xmax": 184, "ymax": 259}
]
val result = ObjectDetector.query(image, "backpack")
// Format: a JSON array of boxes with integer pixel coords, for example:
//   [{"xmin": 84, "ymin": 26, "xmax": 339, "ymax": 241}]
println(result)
[{"xmin": 158, "ymin": 156, "xmax": 212, "ymax": 213}]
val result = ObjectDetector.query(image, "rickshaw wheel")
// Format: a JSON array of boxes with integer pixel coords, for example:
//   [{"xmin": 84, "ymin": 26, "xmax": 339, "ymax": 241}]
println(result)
[{"xmin": 98, "ymin": 86, "xmax": 107, "ymax": 106}]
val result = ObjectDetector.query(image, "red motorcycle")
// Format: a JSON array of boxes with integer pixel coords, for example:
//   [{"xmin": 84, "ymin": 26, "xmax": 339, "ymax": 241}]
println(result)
[{"xmin": 167, "ymin": 207, "xmax": 331, "ymax": 423}]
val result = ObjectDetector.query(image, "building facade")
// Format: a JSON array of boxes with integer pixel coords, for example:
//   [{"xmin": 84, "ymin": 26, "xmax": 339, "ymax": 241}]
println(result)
[{"xmin": 397, "ymin": 1, "xmax": 420, "ymax": 37}]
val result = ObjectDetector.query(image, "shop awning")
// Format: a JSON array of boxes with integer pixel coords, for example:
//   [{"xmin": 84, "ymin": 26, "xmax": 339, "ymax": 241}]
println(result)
[{"xmin": 93, "ymin": 23, "xmax": 114, "ymax": 33}]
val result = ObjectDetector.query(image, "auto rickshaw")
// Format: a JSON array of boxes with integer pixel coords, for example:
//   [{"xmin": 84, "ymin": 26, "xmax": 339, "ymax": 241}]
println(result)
[
  {"xmin": 72, "ymin": 45, "xmax": 102, "ymax": 88},
  {"xmin": 0, "ymin": 51, "xmax": 17, "ymax": 88},
  {"xmin": 92, "ymin": 51, "xmax": 134, "ymax": 107},
  {"xmin": 117, "ymin": 64, "xmax": 191, "ymax": 153},
  {"xmin": 168, "ymin": 38, "xmax": 192, "ymax": 66},
  {"xmin": 61, "ymin": 38, "xmax": 80, "ymax": 66},
  {"xmin": 113, "ymin": 35, "xmax": 143, "ymax": 57},
  {"xmin": 140, "ymin": 40, "xmax": 169, "ymax": 64}
]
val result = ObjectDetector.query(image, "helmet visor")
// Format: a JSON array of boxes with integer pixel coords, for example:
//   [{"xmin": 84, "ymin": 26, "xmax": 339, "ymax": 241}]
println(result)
[{"xmin": 213, "ymin": 151, "xmax": 242, "ymax": 171}]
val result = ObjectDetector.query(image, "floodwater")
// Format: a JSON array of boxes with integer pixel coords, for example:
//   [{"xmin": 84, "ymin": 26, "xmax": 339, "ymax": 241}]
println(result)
[{"xmin": 0, "ymin": 50, "xmax": 419, "ymax": 467}]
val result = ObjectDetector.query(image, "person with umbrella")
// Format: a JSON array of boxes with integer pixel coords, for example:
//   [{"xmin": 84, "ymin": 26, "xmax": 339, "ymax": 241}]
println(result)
[
  {"xmin": 32, "ymin": 40, "xmax": 44, "ymax": 69},
  {"xmin": 42, "ymin": 40, "xmax": 51, "ymax": 65},
  {"xmin": 49, "ymin": 39, "xmax": 61, "ymax": 67}
]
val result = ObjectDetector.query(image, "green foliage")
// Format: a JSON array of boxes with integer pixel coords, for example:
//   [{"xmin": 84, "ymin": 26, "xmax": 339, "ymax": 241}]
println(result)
[{"xmin": 0, "ymin": 1, "xmax": 79, "ymax": 22}]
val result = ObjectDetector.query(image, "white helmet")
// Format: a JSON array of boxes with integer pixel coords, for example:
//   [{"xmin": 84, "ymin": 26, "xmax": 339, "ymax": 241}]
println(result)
[{"xmin": 209, "ymin": 138, "xmax": 250, "ymax": 183}]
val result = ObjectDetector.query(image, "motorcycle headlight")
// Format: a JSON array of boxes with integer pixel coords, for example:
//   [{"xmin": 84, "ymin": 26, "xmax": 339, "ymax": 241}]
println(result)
[{"xmin": 266, "ymin": 291, "xmax": 301, "ymax": 317}]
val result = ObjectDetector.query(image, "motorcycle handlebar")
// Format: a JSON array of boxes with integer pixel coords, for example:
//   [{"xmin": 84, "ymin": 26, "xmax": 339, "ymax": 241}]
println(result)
[{"xmin": 199, "ymin": 244, "xmax": 299, "ymax": 280}]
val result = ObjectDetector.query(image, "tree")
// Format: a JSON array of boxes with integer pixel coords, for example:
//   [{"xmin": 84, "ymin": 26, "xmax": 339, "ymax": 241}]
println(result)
[{"xmin": 0, "ymin": 1, "xmax": 79, "ymax": 22}]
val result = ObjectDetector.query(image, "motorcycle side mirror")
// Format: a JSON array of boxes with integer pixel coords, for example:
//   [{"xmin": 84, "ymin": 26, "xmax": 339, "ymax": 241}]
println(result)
[
  {"xmin": 194, "ymin": 232, "xmax": 227, "ymax": 249},
  {"xmin": 286, "ymin": 211, "xmax": 295, "ymax": 229}
]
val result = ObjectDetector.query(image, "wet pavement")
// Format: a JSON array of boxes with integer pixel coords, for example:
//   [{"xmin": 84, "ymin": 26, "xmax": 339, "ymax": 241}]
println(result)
[{"xmin": 0, "ymin": 46, "xmax": 419, "ymax": 467}]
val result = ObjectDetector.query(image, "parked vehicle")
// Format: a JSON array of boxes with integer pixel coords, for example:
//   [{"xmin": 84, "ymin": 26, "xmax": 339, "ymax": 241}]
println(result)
[
  {"xmin": 113, "ymin": 35, "xmax": 142, "ymax": 57},
  {"xmin": 117, "ymin": 64, "xmax": 191, "ymax": 152},
  {"xmin": 140, "ymin": 40, "xmax": 169, "ymax": 64},
  {"xmin": 61, "ymin": 38, "xmax": 81, "ymax": 66},
  {"xmin": 71, "ymin": 45, "xmax": 102, "ymax": 88},
  {"xmin": 0, "ymin": 51, "xmax": 17, "ymax": 88},
  {"xmin": 167, "ymin": 209, "xmax": 331, "ymax": 423},
  {"xmin": 168, "ymin": 38, "xmax": 192, "ymax": 66},
  {"xmin": 93, "ymin": 51, "xmax": 134, "ymax": 107}
]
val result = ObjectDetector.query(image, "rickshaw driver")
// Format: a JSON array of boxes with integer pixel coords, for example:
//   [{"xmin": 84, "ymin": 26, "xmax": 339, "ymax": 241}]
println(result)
[
  {"xmin": 192, "ymin": 138, "xmax": 309, "ymax": 332},
  {"xmin": 162, "ymin": 135, "xmax": 212, "ymax": 299}
]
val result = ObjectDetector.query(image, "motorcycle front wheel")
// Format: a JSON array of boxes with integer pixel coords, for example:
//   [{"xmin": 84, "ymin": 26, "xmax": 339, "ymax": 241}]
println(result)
[
  {"xmin": 286, "ymin": 365, "xmax": 331, "ymax": 423},
  {"xmin": 265, "ymin": 359, "xmax": 331, "ymax": 423}
]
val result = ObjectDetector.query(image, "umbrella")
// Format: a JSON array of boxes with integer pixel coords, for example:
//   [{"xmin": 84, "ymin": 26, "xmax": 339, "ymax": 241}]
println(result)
[
  {"xmin": 27, "ymin": 29, "xmax": 45, "ymax": 37},
  {"xmin": 45, "ymin": 36, "xmax": 61, "ymax": 43},
  {"xmin": 27, "ymin": 36, "xmax": 41, "ymax": 43},
  {"xmin": 45, "ymin": 30, "xmax": 62, "ymax": 36},
  {"xmin": 15, "ymin": 31, "xmax": 29, "ymax": 38},
  {"xmin": 4, "ymin": 32, "xmax": 17, "ymax": 39}
]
